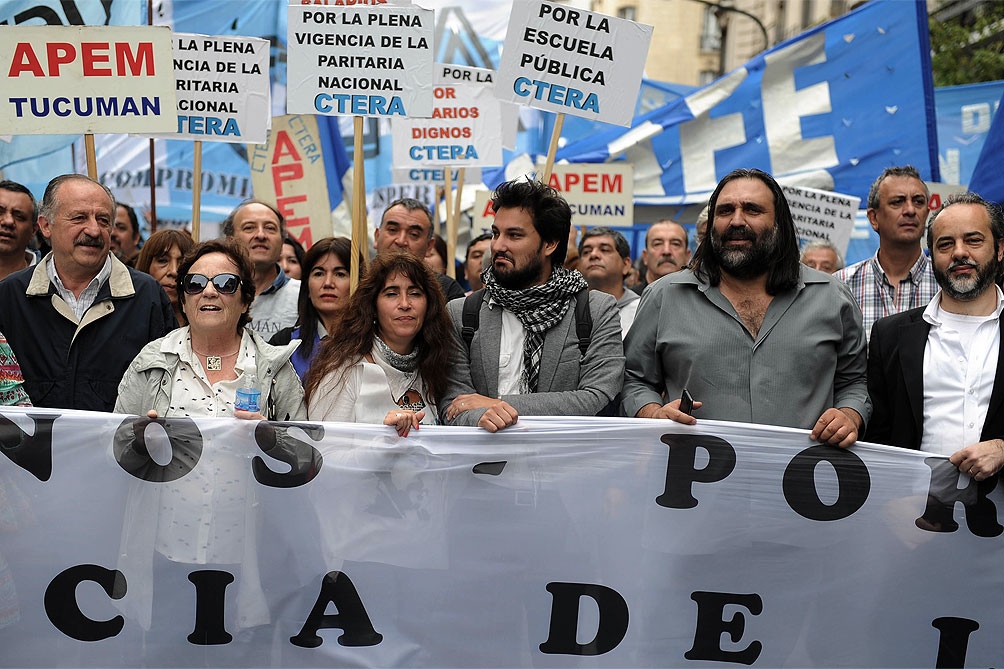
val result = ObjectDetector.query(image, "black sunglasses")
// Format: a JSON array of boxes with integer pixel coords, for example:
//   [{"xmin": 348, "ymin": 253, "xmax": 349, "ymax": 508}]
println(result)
[{"xmin": 182, "ymin": 273, "xmax": 241, "ymax": 295}]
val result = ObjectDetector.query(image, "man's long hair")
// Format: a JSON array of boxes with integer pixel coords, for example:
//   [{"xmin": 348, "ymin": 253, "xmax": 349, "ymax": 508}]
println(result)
[
  {"xmin": 304, "ymin": 252, "xmax": 452, "ymax": 406},
  {"xmin": 690, "ymin": 168, "xmax": 801, "ymax": 295}
]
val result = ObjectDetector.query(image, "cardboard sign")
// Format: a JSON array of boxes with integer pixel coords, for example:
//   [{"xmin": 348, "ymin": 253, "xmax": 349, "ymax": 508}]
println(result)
[
  {"xmin": 496, "ymin": 0, "xmax": 651, "ymax": 126},
  {"xmin": 474, "ymin": 163, "xmax": 633, "ymax": 228},
  {"xmin": 249, "ymin": 115, "xmax": 333, "ymax": 248},
  {"xmin": 285, "ymin": 4, "xmax": 434, "ymax": 118},
  {"xmin": 144, "ymin": 33, "xmax": 270, "ymax": 144},
  {"xmin": 392, "ymin": 64, "xmax": 503, "ymax": 169},
  {"xmin": 780, "ymin": 184, "xmax": 859, "ymax": 257},
  {"xmin": 0, "ymin": 25, "xmax": 176, "ymax": 134}
]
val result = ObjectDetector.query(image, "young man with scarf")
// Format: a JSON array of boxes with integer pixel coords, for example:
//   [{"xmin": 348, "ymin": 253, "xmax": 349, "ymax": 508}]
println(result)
[{"xmin": 441, "ymin": 178, "xmax": 625, "ymax": 432}]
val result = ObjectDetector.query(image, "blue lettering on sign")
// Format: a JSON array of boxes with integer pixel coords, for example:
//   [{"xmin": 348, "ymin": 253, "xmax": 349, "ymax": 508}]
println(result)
[
  {"xmin": 178, "ymin": 116, "xmax": 241, "ymax": 136},
  {"xmin": 314, "ymin": 94, "xmax": 406, "ymax": 116},
  {"xmin": 8, "ymin": 96, "xmax": 161, "ymax": 118},
  {"xmin": 512, "ymin": 77, "xmax": 599, "ymax": 114}
]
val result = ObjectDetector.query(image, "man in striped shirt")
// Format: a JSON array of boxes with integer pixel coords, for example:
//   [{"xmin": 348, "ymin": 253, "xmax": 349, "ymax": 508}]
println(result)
[{"xmin": 833, "ymin": 165, "xmax": 938, "ymax": 341}]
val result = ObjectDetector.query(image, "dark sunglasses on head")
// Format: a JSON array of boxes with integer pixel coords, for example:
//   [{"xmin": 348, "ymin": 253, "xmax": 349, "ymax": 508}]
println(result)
[{"xmin": 182, "ymin": 273, "xmax": 241, "ymax": 295}]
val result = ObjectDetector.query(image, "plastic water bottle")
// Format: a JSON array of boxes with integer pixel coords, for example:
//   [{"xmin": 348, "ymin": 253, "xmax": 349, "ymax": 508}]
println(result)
[{"xmin": 235, "ymin": 374, "xmax": 261, "ymax": 413}]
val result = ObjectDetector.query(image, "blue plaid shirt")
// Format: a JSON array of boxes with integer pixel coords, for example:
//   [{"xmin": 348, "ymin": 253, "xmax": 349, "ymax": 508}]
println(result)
[{"xmin": 833, "ymin": 251, "xmax": 938, "ymax": 342}]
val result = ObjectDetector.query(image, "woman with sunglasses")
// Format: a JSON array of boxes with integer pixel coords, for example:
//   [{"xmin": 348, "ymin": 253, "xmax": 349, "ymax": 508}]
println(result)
[
  {"xmin": 115, "ymin": 239, "xmax": 305, "ymax": 421},
  {"xmin": 112, "ymin": 239, "xmax": 305, "ymax": 635},
  {"xmin": 304, "ymin": 252, "xmax": 451, "ymax": 436}
]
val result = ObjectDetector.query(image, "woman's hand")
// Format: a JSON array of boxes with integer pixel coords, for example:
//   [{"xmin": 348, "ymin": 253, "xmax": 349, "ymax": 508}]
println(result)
[
  {"xmin": 384, "ymin": 409, "xmax": 425, "ymax": 437},
  {"xmin": 234, "ymin": 409, "xmax": 267, "ymax": 421}
]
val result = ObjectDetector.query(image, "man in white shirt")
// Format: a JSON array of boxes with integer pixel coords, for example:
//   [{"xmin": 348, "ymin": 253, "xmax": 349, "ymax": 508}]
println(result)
[
  {"xmin": 577, "ymin": 226, "xmax": 638, "ymax": 338},
  {"xmin": 867, "ymin": 192, "xmax": 1004, "ymax": 481},
  {"xmin": 222, "ymin": 199, "xmax": 300, "ymax": 336}
]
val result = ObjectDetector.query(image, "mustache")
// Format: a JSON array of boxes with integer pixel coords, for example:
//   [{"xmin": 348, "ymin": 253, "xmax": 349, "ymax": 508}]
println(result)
[
  {"xmin": 947, "ymin": 259, "xmax": 978, "ymax": 271},
  {"xmin": 74, "ymin": 234, "xmax": 105, "ymax": 248},
  {"xmin": 493, "ymin": 252, "xmax": 513, "ymax": 264},
  {"xmin": 720, "ymin": 227, "xmax": 756, "ymax": 243}
]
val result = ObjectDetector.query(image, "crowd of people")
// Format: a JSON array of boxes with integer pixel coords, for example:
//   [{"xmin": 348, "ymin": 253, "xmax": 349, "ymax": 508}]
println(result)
[{"xmin": 0, "ymin": 164, "xmax": 1001, "ymax": 482}]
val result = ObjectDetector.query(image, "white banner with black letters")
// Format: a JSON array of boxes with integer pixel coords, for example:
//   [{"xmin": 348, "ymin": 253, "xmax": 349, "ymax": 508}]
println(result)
[{"xmin": 0, "ymin": 409, "xmax": 1000, "ymax": 667}]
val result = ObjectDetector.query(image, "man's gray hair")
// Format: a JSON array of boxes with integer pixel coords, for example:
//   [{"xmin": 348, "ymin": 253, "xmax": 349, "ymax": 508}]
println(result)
[
  {"xmin": 221, "ymin": 198, "xmax": 286, "ymax": 238},
  {"xmin": 866, "ymin": 165, "xmax": 928, "ymax": 210},
  {"xmin": 800, "ymin": 239, "xmax": 845, "ymax": 271},
  {"xmin": 39, "ymin": 174, "xmax": 115, "ymax": 221}
]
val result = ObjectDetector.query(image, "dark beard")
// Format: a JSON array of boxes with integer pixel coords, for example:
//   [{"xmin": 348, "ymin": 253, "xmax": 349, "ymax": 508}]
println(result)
[
  {"xmin": 710, "ymin": 224, "xmax": 779, "ymax": 280},
  {"xmin": 493, "ymin": 249, "xmax": 545, "ymax": 290},
  {"xmin": 934, "ymin": 256, "xmax": 1000, "ymax": 301}
]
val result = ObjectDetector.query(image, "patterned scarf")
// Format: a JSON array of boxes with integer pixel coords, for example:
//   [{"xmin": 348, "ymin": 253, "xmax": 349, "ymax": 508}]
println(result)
[
  {"xmin": 372, "ymin": 335, "xmax": 420, "ymax": 373},
  {"xmin": 483, "ymin": 266, "xmax": 588, "ymax": 392}
]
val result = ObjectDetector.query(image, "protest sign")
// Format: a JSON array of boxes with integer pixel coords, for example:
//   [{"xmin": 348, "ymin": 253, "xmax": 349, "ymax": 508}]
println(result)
[
  {"xmin": 0, "ymin": 25, "xmax": 176, "ymax": 134},
  {"xmin": 495, "ymin": 0, "xmax": 651, "ymax": 126},
  {"xmin": 285, "ymin": 4, "xmax": 434, "ymax": 118},
  {"xmin": 780, "ymin": 184, "xmax": 858, "ymax": 257},
  {"xmin": 249, "ymin": 115, "xmax": 334, "ymax": 247},
  {"xmin": 475, "ymin": 162, "xmax": 633, "ymax": 227},
  {"xmin": 0, "ymin": 410, "xmax": 1002, "ymax": 667},
  {"xmin": 391, "ymin": 64, "xmax": 503, "ymax": 169},
  {"xmin": 143, "ymin": 34, "xmax": 270, "ymax": 144}
]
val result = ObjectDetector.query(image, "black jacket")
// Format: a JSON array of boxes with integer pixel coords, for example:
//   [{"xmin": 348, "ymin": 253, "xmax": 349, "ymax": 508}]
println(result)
[{"xmin": 0, "ymin": 255, "xmax": 176, "ymax": 411}]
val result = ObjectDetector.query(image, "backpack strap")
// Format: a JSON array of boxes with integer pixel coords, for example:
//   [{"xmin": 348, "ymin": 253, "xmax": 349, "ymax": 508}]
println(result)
[
  {"xmin": 461, "ymin": 288, "xmax": 485, "ymax": 353},
  {"xmin": 574, "ymin": 289, "xmax": 592, "ymax": 358}
]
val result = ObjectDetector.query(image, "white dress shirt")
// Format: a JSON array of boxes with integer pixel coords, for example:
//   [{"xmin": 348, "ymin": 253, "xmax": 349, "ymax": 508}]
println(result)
[{"xmin": 920, "ymin": 287, "xmax": 1004, "ymax": 456}]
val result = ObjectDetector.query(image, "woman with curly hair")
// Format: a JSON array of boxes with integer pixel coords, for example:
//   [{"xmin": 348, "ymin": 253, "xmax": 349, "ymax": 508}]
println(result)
[{"xmin": 305, "ymin": 251, "xmax": 451, "ymax": 436}]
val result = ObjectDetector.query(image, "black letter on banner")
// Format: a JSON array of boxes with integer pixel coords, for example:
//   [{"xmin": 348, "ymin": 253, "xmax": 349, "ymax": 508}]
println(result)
[
  {"xmin": 916, "ymin": 458, "xmax": 1002, "ymax": 537},
  {"xmin": 782, "ymin": 445, "xmax": 870, "ymax": 521},
  {"xmin": 0, "ymin": 412, "xmax": 59, "ymax": 481},
  {"xmin": 539, "ymin": 582, "xmax": 628, "ymax": 656},
  {"xmin": 252, "ymin": 421, "xmax": 324, "ymax": 488},
  {"xmin": 685, "ymin": 591, "xmax": 762, "ymax": 665},
  {"xmin": 44, "ymin": 564, "xmax": 124, "ymax": 641},
  {"xmin": 113, "ymin": 415, "xmax": 203, "ymax": 483},
  {"xmin": 931, "ymin": 617, "xmax": 979, "ymax": 668},
  {"xmin": 188, "ymin": 570, "xmax": 235, "ymax": 645},
  {"xmin": 656, "ymin": 434, "xmax": 736, "ymax": 509},
  {"xmin": 290, "ymin": 571, "xmax": 383, "ymax": 648}
]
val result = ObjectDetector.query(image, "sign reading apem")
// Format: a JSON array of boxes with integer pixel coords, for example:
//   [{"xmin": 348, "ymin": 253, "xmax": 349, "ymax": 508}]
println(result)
[
  {"xmin": 0, "ymin": 25, "xmax": 177, "ymax": 134},
  {"xmin": 496, "ymin": 0, "xmax": 651, "ymax": 126},
  {"xmin": 286, "ymin": 5, "xmax": 434, "ymax": 118}
]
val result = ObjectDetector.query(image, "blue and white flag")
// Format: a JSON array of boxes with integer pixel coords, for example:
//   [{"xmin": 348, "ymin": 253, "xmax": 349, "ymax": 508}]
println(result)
[
  {"xmin": 967, "ymin": 87, "xmax": 1004, "ymax": 205},
  {"xmin": 555, "ymin": 0, "xmax": 938, "ymax": 205}
]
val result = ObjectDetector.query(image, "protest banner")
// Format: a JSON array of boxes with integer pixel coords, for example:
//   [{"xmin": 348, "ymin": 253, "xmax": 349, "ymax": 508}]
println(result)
[
  {"xmin": 285, "ymin": 4, "xmax": 434, "ymax": 118},
  {"xmin": 0, "ymin": 25, "xmax": 176, "ymax": 134},
  {"xmin": 495, "ymin": 0, "xmax": 652, "ymax": 127},
  {"xmin": 249, "ymin": 115, "xmax": 339, "ymax": 247},
  {"xmin": 392, "ymin": 64, "xmax": 503, "ymax": 170},
  {"xmin": 779, "ymin": 184, "xmax": 858, "ymax": 257},
  {"xmin": 143, "ymin": 34, "xmax": 270, "ymax": 144},
  {"xmin": 474, "ymin": 163, "xmax": 633, "ymax": 228},
  {"xmin": 0, "ymin": 409, "xmax": 1001, "ymax": 667}
]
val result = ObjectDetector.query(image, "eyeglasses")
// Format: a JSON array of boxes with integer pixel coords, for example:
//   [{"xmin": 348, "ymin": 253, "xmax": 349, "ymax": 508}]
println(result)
[{"xmin": 182, "ymin": 273, "xmax": 241, "ymax": 295}]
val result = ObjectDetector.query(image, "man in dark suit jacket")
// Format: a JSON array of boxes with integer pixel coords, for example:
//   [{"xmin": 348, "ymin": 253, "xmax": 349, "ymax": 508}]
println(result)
[{"xmin": 867, "ymin": 192, "xmax": 1004, "ymax": 482}]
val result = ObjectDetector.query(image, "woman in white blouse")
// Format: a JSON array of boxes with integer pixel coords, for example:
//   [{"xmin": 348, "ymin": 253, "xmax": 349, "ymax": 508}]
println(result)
[
  {"xmin": 305, "ymin": 252, "xmax": 452, "ymax": 436},
  {"xmin": 112, "ymin": 239, "xmax": 305, "ymax": 633}
]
